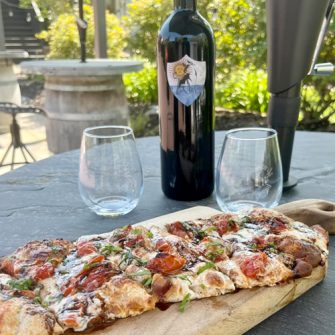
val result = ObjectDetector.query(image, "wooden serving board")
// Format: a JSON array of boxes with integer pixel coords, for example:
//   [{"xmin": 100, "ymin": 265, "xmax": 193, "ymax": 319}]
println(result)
[{"xmin": 71, "ymin": 206, "xmax": 327, "ymax": 335}]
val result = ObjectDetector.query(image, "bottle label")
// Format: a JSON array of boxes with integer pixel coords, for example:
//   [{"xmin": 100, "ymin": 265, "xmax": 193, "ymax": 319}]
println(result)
[{"xmin": 167, "ymin": 55, "xmax": 206, "ymax": 106}]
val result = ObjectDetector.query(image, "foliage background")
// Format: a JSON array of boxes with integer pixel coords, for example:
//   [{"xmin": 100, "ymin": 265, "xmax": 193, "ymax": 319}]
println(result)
[
  {"xmin": 35, "ymin": 5, "xmax": 126, "ymax": 59},
  {"xmin": 24, "ymin": 0, "xmax": 335, "ymax": 127}
]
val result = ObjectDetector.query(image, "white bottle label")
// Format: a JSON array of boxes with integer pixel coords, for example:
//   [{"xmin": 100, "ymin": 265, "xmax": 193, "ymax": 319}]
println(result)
[{"xmin": 167, "ymin": 54, "xmax": 206, "ymax": 106}]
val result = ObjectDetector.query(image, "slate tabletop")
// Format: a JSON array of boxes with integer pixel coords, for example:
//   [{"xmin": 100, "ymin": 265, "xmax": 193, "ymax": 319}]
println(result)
[{"xmin": 0, "ymin": 130, "xmax": 334, "ymax": 334}]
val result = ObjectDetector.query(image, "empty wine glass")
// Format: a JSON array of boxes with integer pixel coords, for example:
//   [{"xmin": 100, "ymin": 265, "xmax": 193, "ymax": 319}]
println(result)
[
  {"xmin": 79, "ymin": 126, "xmax": 143, "ymax": 217},
  {"xmin": 216, "ymin": 128, "xmax": 283, "ymax": 212}
]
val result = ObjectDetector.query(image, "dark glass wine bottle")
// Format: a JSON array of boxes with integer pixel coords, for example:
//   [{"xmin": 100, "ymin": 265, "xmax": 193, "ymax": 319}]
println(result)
[{"xmin": 157, "ymin": 0, "xmax": 215, "ymax": 201}]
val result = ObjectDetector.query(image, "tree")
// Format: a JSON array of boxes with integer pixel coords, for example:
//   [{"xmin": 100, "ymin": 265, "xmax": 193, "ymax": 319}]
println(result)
[
  {"xmin": 124, "ymin": 0, "xmax": 266, "ymax": 75},
  {"xmin": 20, "ymin": 0, "xmax": 76, "ymax": 19},
  {"xmin": 36, "ymin": 5, "xmax": 126, "ymax": 59}
]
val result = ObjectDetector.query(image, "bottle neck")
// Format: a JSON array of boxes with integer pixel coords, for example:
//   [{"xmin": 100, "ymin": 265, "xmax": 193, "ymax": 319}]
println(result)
[{"xmin": 174, "ymin": 0, "xmax": 196, "ymax": 11}]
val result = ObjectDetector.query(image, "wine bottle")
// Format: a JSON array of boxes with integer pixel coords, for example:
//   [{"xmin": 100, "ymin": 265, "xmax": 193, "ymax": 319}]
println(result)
[{"xmin": 157, "ymin": 0, "xmax": 215, "ymax": 201}]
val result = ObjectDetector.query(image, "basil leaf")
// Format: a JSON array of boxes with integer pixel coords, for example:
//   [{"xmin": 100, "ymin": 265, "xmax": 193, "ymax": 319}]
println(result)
[
  {"xmin": 142, "ymin": 277, "xmax": 152, "ymax": 287},
  {"xmin": 146, "ymin": 231, "xmax": 154, "ymax": 238},
  {"xmin": 132, "ymin": 228, "xmax": 143, "ymax": 235},
  {"xmin": 178, "ymin": 274, "xmax": 192, "ymax": 285},
  {"xmin": 197, "ymin": 262, "xmax": 215, "ymax": 275},
  {"xmin": 8, "ymin": 278, "xmax": 33, "ymax": 291},
  {"xmin": 101, "ymin": 244, "xmax": 123, "ymax": 256},
  {"xmin": 178, "ymin": 293, "xmax": 191, "ymax": 313},
  {"xmin": 83, "ymin": 262, "xmax": 100, "ymax": 271},
  {"xmin": 129, "ymin": 269, "xmax": 151, "ymax": 277}
]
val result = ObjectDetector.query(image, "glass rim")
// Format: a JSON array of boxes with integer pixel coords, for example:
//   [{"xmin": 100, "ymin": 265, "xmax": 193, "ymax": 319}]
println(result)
[
  {"xmin": 225, "ymin": 127, "xmax": 278, "ymax": 141},
  {"xmin": 83, "ymin": 125, "xmax": 133, "ymax": 139}
]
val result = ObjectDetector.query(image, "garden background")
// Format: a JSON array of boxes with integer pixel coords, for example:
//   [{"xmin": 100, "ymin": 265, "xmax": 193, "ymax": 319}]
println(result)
[{"xmin": 20, "ymin": 0, "xmax": 335, "ymax": 136}]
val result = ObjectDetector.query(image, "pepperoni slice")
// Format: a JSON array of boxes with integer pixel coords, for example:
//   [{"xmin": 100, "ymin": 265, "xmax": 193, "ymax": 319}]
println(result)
[
  {"xmin": 214, "ymin": 218, "xmax": 239, "ymax": 236},
  {"xmin": 167, "ymin": 221, "xmax": 189, "ymax": 239},
  {"xmin": 146, "ymin": 253, "xmax": 186, "ymax": 275},
  {"xmin": 251, "ymin": 236, "xmax": 267, "ymax": 250},
  {"xmin": 34, "ymin": 262, "xmax": 54, "ymax": 280},
  {"xmin": 62, "ymin": 314, "xmax": 80, "ymax": 328},
  {"xmin": 0, "ymin": 258, "xmax": 15, "ymax": 276},
  {"xmin": 268, "ymin": 218, "xmax": 287, "ymax": 234},
  {"xmin": 240, "ymin": 253, "xmax": 269, "ymax": 279},
  {"xmin": 79, "ymin": 265, "xmax": 113, "ymax": 292},
  {"xmin": 155, "ymin": 239, "xmax": 173, "ymax": 253},
  {"xmin": 77, "ymin": 241, "xmax": 98, "ymax": 257},
  {"xmin": 124, "ymin": 235, "xmax": 145, "ymax": 248}
]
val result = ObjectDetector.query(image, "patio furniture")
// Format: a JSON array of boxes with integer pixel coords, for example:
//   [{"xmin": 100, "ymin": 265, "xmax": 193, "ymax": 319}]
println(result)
[
  {"xmin": 0, "ymin": 130, "xmax": 334, "ymax": 334},
  {"xmin": 0, "ymin": 102, "xmax": 45, "ymax": 169},
  {"xmin": 0, "ymin": 50, "xmax": 28, "ymax": 133},
  {"xmin": 20, "ymin": 59, "xmax": 143, "ymax": 154}
]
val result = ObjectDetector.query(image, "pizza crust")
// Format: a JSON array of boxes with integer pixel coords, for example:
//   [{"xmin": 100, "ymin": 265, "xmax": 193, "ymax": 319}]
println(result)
[{"xmin": 0, "ymin": 294, "xmax": 63, "ymax": 335}]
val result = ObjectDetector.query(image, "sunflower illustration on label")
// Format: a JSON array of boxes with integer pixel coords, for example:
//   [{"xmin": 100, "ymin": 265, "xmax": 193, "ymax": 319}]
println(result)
[{"xmin": 167, "ymin": 55, "xmax": 206, "ymax": 106}]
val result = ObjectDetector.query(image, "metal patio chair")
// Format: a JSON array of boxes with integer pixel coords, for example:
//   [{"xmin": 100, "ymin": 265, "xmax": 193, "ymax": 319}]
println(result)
[{"xmin": 0, "ymin": 102, "xmax": 45, "ymax": 170}]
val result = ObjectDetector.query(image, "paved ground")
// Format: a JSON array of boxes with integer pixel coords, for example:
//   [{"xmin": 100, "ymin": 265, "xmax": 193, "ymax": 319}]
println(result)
[{"xmin": 0, "ymin": 113, "xmax": 52, "ymax": 176}]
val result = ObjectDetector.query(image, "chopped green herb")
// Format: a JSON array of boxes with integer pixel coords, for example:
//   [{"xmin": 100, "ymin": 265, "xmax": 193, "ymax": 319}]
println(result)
[
  {"xmin": 119, "ymin": 249, "xmax": 147, "ymax": 267},
  {"xmin": 48, "ymin": 258, "xmax": 58, "ymax": 266},
  {"xmin": 146, "ymin": 231, "xmax": 154, "ymax": 238},
  {"xmin": 178, "ymin": 293, "xmax": 191, "ymax": 313},
  {"xmin": 197, "ymin": 262, "xmax": 215, "ymax": 275},
  {"xmin": 34, "ymin": 296, "xmax": 42, "ymax": 305},
  {"xmin": 8, "ymin": 278, "xmax": 33, "ymax": 291},
  {"xmin": 206, "ymin": 241, "xmax": 223, "ymax": 247},
  {"xmin": 132, "ymin": 228, "xmax": 143, "ymax": 235},
  {"xmin": 51, "ymin": 245, "xmax": 62, "ymax": 253},
  {"xmin": 250, "ymin": 243, "xmax": 258, "ymax": 250},
  {"xmin": 142, "ymin": 277, "xmax": 152, "ymax": 287},
  {"xmin": 267, "ymin": 242, "xmax": 276, "ymax": 248},
  {"xmin": 204, "ymin": 226, "xmax": 217, "ymax": 233},
  {"xmin": 197, "ymin": 230, "xmax": 207, "ymax": 239},
  {"xmin": 43, "ymin": 294, "xmax": 63, "ymax": 306},
  {"xmin": 101, "ymin": 244, "xmax": 123, "ymax": 256},
  {"xmin": 136, "ymin": 258, "xmax": 148, "ymax": 266},
  {"xmin": 205, "ymin": 248, "xmax": 225, "ymax": 261},
  {"xmin": 129, "ymin": 269, "xmax": 151, "ymax": 277},
  {"xmin": 227, "ymin": 218, "xmax": 236, "ymax": 228},
  {"xmin": 200, "ymin": 283, "xmax": 206, "ymax": 290},
  {"xmin": 83, "ymin": 262, "xmax": 100, "ymax": 271},
  {"xmin": 178, "ymin": 274, "xmax": 192, "ymax": 285},
  {"xmin": 240, "ymin": 216, "xmax": 251, "ymax": 225}
]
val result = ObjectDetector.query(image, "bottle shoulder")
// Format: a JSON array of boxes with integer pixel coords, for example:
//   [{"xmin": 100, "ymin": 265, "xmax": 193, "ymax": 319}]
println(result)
[{"xmin": 159, "ymin": 10, "xmax": 214, "ymax": 40}]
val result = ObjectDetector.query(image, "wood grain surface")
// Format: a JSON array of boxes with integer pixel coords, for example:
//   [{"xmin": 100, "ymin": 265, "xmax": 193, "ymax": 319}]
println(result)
[{"xmin": 68, "ymin": 206, "xmax": 327, "ymax": 335}]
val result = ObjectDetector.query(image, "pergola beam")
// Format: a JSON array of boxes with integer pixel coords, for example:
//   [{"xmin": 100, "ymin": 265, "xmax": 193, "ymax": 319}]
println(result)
[{"xmin": 92, "ymin": 0, "xmax": 107, "ymax": 58}]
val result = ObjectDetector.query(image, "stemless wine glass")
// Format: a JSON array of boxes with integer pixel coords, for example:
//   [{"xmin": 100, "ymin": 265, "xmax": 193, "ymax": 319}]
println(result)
[
  {"xmin": 79, "ymin": 126, "xmax": 143, "ymax": 217},
  {"xmin": 216, "ymin": 128, "xmax": 283, "ymax": 212}
]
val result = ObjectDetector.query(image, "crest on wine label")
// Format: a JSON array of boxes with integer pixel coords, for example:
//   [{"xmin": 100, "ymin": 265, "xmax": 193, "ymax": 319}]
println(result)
[{"xmin": 167, "ymin": 55, "xmax": 206, "ymax": 106}]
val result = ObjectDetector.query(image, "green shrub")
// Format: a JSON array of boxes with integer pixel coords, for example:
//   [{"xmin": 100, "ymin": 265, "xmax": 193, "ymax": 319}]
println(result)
[
  {"xmin": 124, "ymin": 0, "xmax": 265, "ymax": 74},
  {"xmin": 215, "ymin": 67, "xmax": 269, "ymax": 113},
  {"xmin": 20, "ymin": 0, "xmax": 74, "ymax": 19},
  {"xmin": 36, "ymin": 5, "xmax": 126, "ymax": 59},
  {"xmin": 123, "ymin": 0, "xmax": 212, "ymax": 62},
  {"xmin": 300, "ymin": 77, "xmax": 335, "ymax": 128},
  {"xmin": 123, "ymin": 63, "xmax": 158, "ymax": 104}
]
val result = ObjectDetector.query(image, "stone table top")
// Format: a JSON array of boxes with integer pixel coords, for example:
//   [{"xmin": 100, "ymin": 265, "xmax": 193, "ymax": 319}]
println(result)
[
  {"xmin": 20, "ymin": 59, "xmax": 143, "ymax": 76},
  {"xmin": 0, "ymin": 130, "xmax": 334, "ymax": 334}
]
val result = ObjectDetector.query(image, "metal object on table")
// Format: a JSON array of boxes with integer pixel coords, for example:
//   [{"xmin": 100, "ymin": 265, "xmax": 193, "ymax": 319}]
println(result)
[
  {"xmin": 266, "ymin": 0, "xmax": 335, "ymax": 191},
  {"xmin": 0, "ymin": 102, "xmax": 45, "ymax": 170}
]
